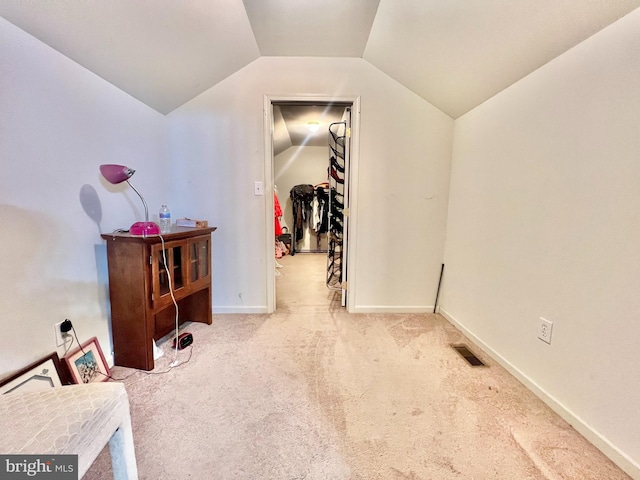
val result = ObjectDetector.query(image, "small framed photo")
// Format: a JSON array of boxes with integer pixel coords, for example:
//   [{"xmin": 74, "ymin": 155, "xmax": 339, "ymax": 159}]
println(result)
[
  {"xmin": 64, "ymin": 337, "xmax": 110, "ymax": 384},
  {"xmin": 0, "ymin": 352, "xmax": 69, "ymax": 395}
]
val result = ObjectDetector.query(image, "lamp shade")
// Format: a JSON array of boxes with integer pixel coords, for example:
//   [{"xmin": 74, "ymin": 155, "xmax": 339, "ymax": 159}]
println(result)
[{"xmin": 100, "ymin": 164, "xmax": 135, "ymax": 184}]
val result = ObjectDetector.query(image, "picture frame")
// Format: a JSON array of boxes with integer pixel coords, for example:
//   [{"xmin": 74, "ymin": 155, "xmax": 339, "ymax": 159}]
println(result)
[
  {"xmin": 0, "ymin": 352, "xmax": 69, "ymax": 395},
  {"xmin": 64, "ymin": 337, "xmax": 110, "ymax": 384}
]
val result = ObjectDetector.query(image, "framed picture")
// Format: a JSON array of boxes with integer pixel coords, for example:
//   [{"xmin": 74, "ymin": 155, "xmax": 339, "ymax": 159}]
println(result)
[
  {"xmin": 64, "ymin": 337, "xmax": 110, "ymax": 384},
  {"xmin": 0, "ymin": 352, "xmax": 69, "ymax": 395}
]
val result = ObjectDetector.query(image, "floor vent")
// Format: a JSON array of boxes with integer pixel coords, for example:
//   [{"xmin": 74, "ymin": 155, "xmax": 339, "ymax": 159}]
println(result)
[{"xmin": 451, "ymin": 344, "xmax": 486, "ymax": 367}]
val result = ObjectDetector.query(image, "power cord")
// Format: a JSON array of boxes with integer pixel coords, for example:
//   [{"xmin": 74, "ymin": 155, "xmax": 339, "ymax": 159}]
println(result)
[
  {"xmin": 110, "ymin": 346, "xmax": 193, "ymax": 380},
  {"xmin": 158, "ymin": 234, "xmax": 182, "ymax": 368},
  {"xmin": 63, "ymin": 318, "xmax": 193, "ymax": 382},
  {"xmin": 61, "ymin": 320, "xmax": 75, "ymax": 357}
]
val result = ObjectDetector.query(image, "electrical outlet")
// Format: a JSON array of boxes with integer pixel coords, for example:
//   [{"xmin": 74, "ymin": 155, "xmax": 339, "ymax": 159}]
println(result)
[
  {"xmin": 53, "ymin": 322, "xmax": 67, "ymax": 347},
  {"xmin": 538, "ymin": 317, "xmax": 553, "ymax": 344}
]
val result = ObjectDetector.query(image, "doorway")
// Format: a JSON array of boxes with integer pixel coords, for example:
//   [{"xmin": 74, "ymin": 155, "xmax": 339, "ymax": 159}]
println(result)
[{"xmin": 263, "ymin": 95, "xmax": 361, "ymax": 314}]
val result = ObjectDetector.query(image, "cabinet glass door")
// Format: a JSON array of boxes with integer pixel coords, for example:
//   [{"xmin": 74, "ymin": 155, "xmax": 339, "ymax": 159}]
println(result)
[
  {"xmin": 153, "ymin": 243, "xmax": 184, "ymax": 304},
  {"xmin": 190, "ymin": 238, "xmax": 209, "ymax": 283}
]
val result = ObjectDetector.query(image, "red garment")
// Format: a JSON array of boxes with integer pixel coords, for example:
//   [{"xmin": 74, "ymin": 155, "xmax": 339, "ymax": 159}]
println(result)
[{"xmin": 274, "ymin": 192, "xmax": 283, "ymax": 236}]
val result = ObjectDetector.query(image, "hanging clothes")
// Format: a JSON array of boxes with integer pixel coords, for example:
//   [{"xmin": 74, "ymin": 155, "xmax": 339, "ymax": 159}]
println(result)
[
  {"xmin": 274, "ymin": 191, "xmax": 283, "ymax": 236},
  {"xmin": 314, "ymin": 184, "xmax": 330, "ymax": 234},
  {"xmin": 289, "ymin": 184, "xmax": 315, "ymax": 255}
]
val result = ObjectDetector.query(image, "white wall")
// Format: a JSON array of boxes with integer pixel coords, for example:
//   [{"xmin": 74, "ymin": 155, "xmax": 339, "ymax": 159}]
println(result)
[
  {"xmin": 2, "ymin": 8, "xmax": 637, "ymax": 475},
  {"xmin": 441, "ymin": 9, "xmax": 640, "ymax": 477},
  {"xmin": 275, "ymin": 145, "xmax": 327, "ymax": 252},
  {"xmin": 167, "ymin": 57, "xmax": 454, "ymax": 313},
  {"xmin": 0, "ymin": 18, "xmax": 167, "ymax": 376}
]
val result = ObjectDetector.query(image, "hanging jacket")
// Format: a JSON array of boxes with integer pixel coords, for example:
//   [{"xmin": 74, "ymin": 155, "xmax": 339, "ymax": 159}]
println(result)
[{"xmin": 289, "ymin": 184, "xmax": 315, "ymax": 247}]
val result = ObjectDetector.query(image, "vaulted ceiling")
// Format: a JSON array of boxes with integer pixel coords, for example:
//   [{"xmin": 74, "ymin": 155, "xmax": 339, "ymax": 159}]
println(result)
[{"xmin": 1, "ymin": 0, "xmax": 639, "ymax": 118}]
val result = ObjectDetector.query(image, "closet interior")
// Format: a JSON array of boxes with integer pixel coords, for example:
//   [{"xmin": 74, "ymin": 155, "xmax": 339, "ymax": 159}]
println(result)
[{"xmin": 272, "ymin": 102, "xmax": 351, "ymax": 293}]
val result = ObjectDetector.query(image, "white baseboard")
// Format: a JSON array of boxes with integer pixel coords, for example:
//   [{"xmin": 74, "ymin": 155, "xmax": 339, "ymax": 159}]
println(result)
[
  {"xmin": 350, "ymin": 305, "xmax": 436, "ymax": 313},
  {"xmin": 212, "ymin": 306, "xmax": 269, "ymax": 314},
  {"xmin": 213, "ymin": 305, "xmax": 437, "ymax": 314},
  {"xmin": 439, "ymin": 308, "xmax": 640, "ymax": 480}
]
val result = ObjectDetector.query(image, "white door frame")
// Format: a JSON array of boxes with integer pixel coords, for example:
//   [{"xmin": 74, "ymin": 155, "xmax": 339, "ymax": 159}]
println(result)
[{"xmin": 263, "ymin": 94, "xmax": 361, "ymax": 314}]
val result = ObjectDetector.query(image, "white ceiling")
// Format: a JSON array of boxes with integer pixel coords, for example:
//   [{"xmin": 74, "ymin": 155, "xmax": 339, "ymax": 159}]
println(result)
[
  {"xmin": 243, "ymin": 0, "xmax": 379, "ymax": 57},
  {"xmin": 273, "ymin": 104, "xmax": 350, "ymax": 154},
  {"xmin": 1, "ymin": 0, "xmax": 639, "ymax": 118}
]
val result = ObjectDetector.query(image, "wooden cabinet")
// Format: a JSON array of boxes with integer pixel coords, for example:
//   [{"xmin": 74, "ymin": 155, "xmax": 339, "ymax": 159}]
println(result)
[{"xmin": 101, "ymin": 227, "xmax": 216, "ymax": 370}]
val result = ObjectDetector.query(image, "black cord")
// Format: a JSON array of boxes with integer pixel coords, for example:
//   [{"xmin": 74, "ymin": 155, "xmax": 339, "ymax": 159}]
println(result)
[{"xmin": 71, "ymin": 325, "xmax": 85, "ymax": 355}]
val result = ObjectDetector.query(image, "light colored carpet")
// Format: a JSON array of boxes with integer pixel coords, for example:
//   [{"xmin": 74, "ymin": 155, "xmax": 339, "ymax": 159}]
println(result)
[{"xmin": 85, "ymin": 253, "xmax": 630, "ymax": 479}]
